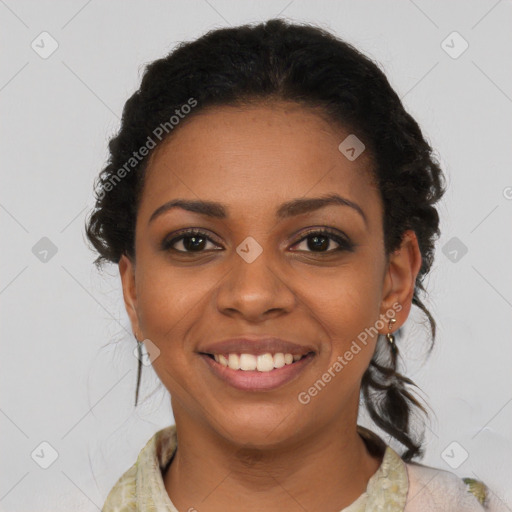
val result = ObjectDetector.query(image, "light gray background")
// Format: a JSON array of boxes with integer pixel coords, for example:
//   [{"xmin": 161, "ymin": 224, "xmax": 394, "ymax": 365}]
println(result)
[{"xmin": 1, "ymin": 0, "xmax": 511, "ymax": 510}]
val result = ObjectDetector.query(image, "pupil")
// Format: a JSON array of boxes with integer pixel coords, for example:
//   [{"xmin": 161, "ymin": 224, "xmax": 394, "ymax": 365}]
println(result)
[
  {"xmin": 184, "ymin": 236, "xmax": 205, "ymax": 251},
  {"xmin": 309, "ymin": 235, "xmax": 328, "ymax": 251}
]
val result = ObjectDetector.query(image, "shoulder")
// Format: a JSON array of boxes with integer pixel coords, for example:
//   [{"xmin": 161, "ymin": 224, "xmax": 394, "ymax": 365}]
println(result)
[
  {"xmin": 404, "ymin": 460, "xmax": 491, "ymax": 511},
  {"xmin": 101, "ymin": 425, "xmax": 177, "ymax": 512},
  {"xmin": 101, "ymin": 462, "xmax": 137, "ymax": 512}
]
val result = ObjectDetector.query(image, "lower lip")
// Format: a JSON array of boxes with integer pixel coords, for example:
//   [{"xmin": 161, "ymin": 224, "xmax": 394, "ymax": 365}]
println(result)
[{"xmin": 200, "ymin": 353, "xmax": 315, "ymax": 391}]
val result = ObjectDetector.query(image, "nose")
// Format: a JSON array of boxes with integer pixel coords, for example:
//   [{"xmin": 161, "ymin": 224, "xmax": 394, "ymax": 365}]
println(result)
[{"xmin": 215, "ymin": 244, "xmax": 297, "ymax": 322}]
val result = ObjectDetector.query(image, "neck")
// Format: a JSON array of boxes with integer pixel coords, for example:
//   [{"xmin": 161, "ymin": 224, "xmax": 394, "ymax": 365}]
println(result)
[{"xmin": 163, "ymin": 410, "xmax": 383, "ymax": 512}]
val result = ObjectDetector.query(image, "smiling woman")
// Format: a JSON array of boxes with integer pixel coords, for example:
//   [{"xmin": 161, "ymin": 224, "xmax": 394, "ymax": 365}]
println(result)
[{"xmin": 85, "ymin": 18, "xmax": 496, "ymax": 512}]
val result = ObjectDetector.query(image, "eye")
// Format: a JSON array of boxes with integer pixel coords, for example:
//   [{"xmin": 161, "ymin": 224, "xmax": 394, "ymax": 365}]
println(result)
[
  {"xmin": 161, "ymin": 229, "xmax": 221, "ymax": 253},
  {"xmin": 291, "ymin": 228, "xmax": 354, "ymax": 253},
  {"xmin": 161, "ymin": 228, "xmax": 354, "ymax": 255}
]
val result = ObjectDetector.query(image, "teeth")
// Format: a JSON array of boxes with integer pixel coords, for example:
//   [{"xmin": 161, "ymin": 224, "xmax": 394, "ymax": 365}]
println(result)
[
  {"xmin": 240, "ymin": 353, "xmax": 257, "ymax": 370},
  {"xmin": 274, "ymin": 353, "xmax": 285, "ymax": 368},
  {"xmin": 213, "ymin": 352, "xmax": 306, "ymax": 371},
  {"xmin": 228, "ymin": 353, "xmax": 240, "ymax": 370},
  {"xmin": 257, "ymin": 353, "xmax": 274, "ymax": 372}
]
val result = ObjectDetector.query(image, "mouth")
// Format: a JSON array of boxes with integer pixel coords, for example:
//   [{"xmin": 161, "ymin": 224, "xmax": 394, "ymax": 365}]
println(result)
[{"xmin": 199, "ymin": 351, "xmax": 315, "ymax": 391}]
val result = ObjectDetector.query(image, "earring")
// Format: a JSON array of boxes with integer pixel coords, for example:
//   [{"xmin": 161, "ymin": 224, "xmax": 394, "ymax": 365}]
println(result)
[
  {"xmin": 135, "ymin": 336, "xmax": 143, "ymax": 407},
  {"xmin": 386, "ymin": 318, "xmax": 397, "ymax": 355}
]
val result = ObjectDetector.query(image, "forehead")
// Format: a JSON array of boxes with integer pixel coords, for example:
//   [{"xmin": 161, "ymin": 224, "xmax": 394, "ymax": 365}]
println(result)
[{"xmin": 139, "ymin": 102, "xmax": 380, "ymax": 224}]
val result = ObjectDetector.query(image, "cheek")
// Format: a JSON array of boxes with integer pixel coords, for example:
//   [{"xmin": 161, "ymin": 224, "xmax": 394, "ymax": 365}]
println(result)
[
  {"xmin": 133, "ymin": 266, "xmax": 205, "ymax": 398},
  {"xmin": 133, "ymin": 261, "xmax": 203, "ymax": 352},
  {"xmin": 307, "ymin": 261, "xmax": 384, "ymax": 362},
  {"xmin": 133, "ymin": 257, "xmax": 229, "ymax": 382},
  {"xmin": 134, "ymin": 237, "xmax": 214, "ymax": 323}
]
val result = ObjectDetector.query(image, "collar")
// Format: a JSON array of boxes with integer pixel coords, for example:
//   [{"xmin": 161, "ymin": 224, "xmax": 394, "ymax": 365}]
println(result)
[{"xmin": 132, "ymin": 424, "xmax": 408, "ymax": 511}]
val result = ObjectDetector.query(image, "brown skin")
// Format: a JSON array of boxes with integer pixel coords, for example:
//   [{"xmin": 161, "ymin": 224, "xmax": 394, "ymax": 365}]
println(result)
[{"xmin": 119, "ymin": 101, "xmax": 422, "ymax": 511}]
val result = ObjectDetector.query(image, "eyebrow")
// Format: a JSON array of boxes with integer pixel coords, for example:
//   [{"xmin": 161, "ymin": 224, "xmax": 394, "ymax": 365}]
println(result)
[{"xmin": 148, "ymin": 193, "xmax": 367, "ymax": 226}]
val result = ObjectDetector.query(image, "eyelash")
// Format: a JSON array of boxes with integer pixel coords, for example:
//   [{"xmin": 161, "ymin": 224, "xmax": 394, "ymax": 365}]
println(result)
[{"xmin": 161, "ymin": 228, "xmax": 354, "ymax": 254}]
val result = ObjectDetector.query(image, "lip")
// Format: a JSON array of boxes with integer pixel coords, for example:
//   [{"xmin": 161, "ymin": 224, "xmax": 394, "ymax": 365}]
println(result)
[
  {"xmin": 200, "ymin": 352, "xmax": 315, "ymax": 391},
  {"xmin": 198, "ymin": 336, "xmax": 315, "ymax": 357}
]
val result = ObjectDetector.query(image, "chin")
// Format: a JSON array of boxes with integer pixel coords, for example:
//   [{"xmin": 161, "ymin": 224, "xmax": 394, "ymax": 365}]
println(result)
[{"xmin": 212, "ymin": 406, "xmax": 302, "ymax": 449}]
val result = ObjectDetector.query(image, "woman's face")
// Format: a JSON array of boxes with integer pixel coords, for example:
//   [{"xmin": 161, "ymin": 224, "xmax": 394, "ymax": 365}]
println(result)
[{"xmin": 120, "ymin": 101, "xmax": 419, "ymax": 447}]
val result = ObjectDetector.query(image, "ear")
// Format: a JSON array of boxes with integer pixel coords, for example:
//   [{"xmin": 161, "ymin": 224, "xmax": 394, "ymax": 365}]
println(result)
[
  {"xmin": 119, "ymin": 254, "xmax": 142, "ymax": 340},
  {"xmin": 379, "ymin": 230, "xmax": 422, "ymax": 333}
]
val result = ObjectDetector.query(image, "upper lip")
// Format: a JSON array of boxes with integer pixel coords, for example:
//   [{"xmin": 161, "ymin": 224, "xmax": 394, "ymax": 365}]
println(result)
[{"xmin": 198, "ymin": 336, "xmax": 315, "ymax": 356}]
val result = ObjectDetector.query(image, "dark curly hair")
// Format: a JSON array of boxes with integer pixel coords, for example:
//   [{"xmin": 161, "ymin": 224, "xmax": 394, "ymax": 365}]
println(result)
[{"xmin": 85, "ymin": 18, "xmax": 445, "ymax": 462}]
